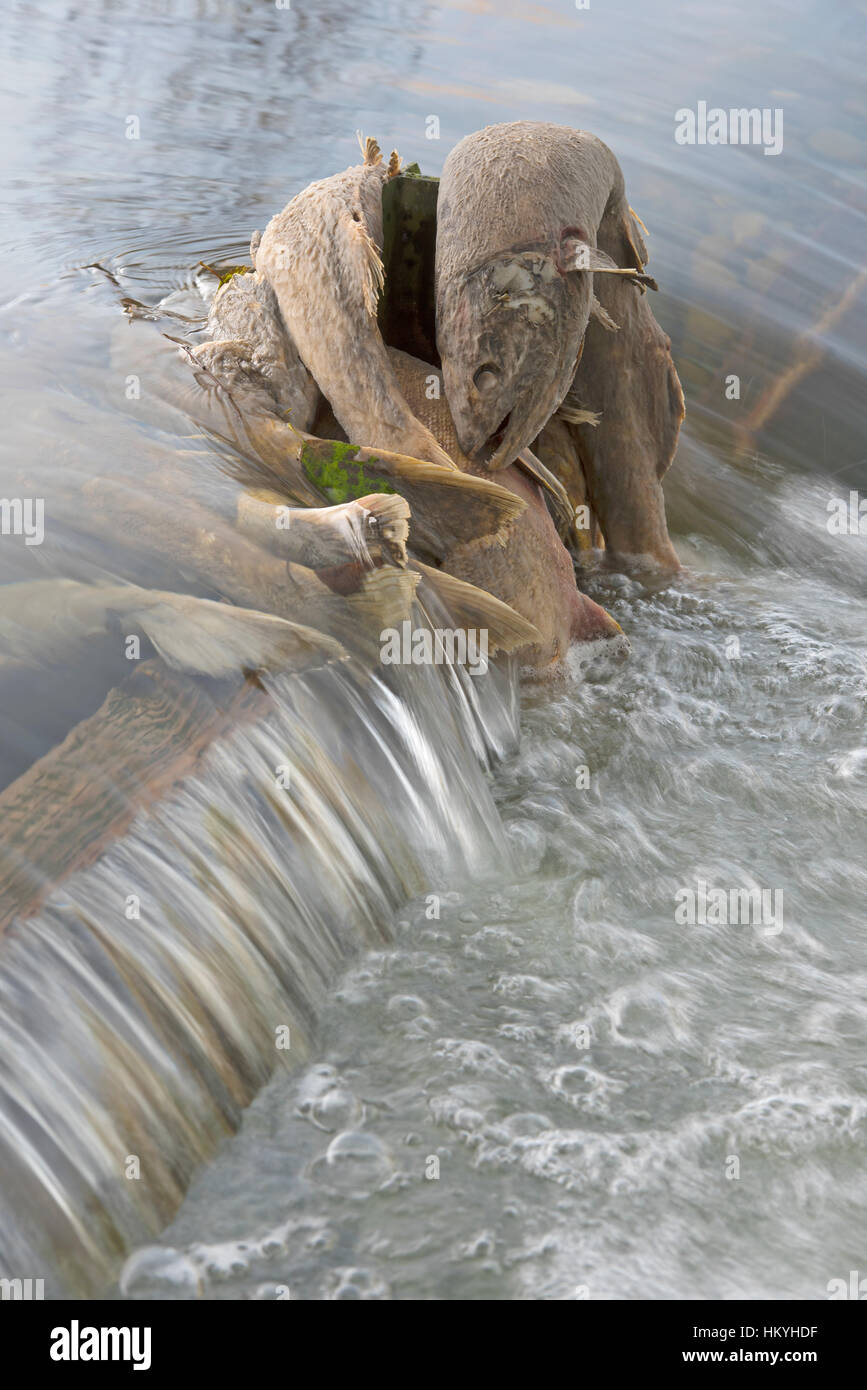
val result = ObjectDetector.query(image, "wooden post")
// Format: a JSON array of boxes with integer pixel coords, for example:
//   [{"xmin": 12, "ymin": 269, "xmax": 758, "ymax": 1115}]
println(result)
[{"xmin": 378, "ymin": 171, "xmax": 440, "ymax": 365}]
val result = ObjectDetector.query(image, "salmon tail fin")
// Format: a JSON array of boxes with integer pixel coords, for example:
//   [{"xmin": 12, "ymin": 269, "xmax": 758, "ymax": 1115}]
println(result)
[
  {"xmin": 0, "ymin": 579, "xmax": 347, "ymax": 679},
  {"xmin": 411, "ymin": 561, "xmax": 541, "ymax": 656},
  {"xmin": 238, "ymin": 428, "xmax": 523, "ymax": 558},
  {"xmin": 342, "ymin": 564, "xmax": 420, "ymax": 632},
  {"xmin": 375, "ymin": 457, "xmax": 525, "ymax": 553},
  {"xmin": 357, "ymin": 491, "xmax": 411, "ymax": 567}
]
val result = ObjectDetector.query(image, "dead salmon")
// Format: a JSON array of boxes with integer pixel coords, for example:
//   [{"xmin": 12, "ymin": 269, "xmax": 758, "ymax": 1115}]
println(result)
[{"xmin": 255, "ymin": 137, "xmax": 458, "ymax": 472}]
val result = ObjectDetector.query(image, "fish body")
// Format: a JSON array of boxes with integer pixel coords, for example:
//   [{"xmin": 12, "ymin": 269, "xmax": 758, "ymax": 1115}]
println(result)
[
  {"xmin": 553, "ymin": 264, "xmax": 684, "ymax": 573},
  {"xmin": 192, "ymin": 264, "xmax": 320, "ymax": 427},
  {"xmin": 0, "ymin": 579, "xmax": 346, "ymax": 679},
  {"xmin": 256, "ymin": 140, "xmax": 458, "ymax": 471}
]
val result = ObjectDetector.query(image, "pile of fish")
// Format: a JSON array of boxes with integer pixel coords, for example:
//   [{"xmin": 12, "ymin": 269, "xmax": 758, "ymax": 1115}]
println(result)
[{"xmin": 187, "ymin": 122, "xmax": 684, "ymax": 669}]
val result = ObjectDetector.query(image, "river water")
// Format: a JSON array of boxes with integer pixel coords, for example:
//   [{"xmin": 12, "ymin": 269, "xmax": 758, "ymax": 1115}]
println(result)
[{"xmin": 1, "ymin": 0, "xmax": 865, "ymax": 1299}]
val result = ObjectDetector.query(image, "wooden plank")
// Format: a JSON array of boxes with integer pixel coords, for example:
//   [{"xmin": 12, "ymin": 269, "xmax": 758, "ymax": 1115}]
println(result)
[{"xmin": 0, "ymin": 662, "xmax": 269, "ymax": 934}]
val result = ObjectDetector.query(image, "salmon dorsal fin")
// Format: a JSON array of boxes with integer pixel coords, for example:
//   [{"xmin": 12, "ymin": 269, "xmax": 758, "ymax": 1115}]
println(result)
[
  {"xmin": 357, "ymin": 131, "xmax": 383, "ymax": 166},
  {"xmin": 355, "ymin": 218, "xmax": 386, "ymax": 318}
]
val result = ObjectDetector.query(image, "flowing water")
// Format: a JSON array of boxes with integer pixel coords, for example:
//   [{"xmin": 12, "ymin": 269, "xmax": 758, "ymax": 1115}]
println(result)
[{"xmin": 0, "ymin": 0, "xmax": 865, "ymax": 1299}]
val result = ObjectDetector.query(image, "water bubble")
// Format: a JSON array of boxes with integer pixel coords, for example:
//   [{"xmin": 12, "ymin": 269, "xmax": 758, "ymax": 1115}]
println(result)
[
  {"xmin": 386, "ymin": 993, "xmax": 428, "ymax": 1019},
  {"xmin": 500, "ymin": 1112, "xmax": 553, "ymax": 1139},
  {"xmin": 295, "ymin": 1063, "xmax": 341, "ymax": 1117},
  {"xmin": 119, "ymin": 1245, "xmax": 202, "ymax": 1299},
  {"xmin": 188, "ymin": 1240, "xmax": 251, "ymax": 1281},
  {"xmin": 323, "ymin": 1266, "xmax": 390, "ymax": 1300},
  {"xmin": 311, "ymin": 1130, "xmax": 393, "ymax": 1197},
  {"xmin": 310, "ymin": 1086, "xmax": 364, "ymax": 1132}
]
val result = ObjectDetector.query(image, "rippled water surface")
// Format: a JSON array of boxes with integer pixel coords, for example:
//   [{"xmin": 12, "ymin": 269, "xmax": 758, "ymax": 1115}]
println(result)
[{"xmin": 1, "ymin": 0, "xmax": 865, "ymax": 1299}]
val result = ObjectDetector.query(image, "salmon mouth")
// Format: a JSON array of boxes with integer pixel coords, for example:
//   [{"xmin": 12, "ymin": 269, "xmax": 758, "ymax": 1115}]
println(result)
[{"xmin": 485, "ymin": 412, "xmax": 511, "ymax": 454}]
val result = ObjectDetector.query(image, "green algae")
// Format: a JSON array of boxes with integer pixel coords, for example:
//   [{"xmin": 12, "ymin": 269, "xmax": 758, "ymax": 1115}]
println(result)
[{"xmin": 301, "ymin": 441, "xmax": 396, "ymax": 504}]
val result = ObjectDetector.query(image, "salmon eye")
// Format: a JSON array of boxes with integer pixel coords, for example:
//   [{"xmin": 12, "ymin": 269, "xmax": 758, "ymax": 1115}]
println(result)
[{"xmin": 473, "ymin": 364, "xmax": 499, "ymax": 392}]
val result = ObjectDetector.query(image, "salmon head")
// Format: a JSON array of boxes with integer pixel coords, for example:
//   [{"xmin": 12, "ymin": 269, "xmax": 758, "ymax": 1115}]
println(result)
[
  {"xmin": 434, "ymin": 121, "xmax": 656, "ymax": 473},
  {"xmin": 436, "ymin": 240, "xmax": 594, "ymax": 473}
]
